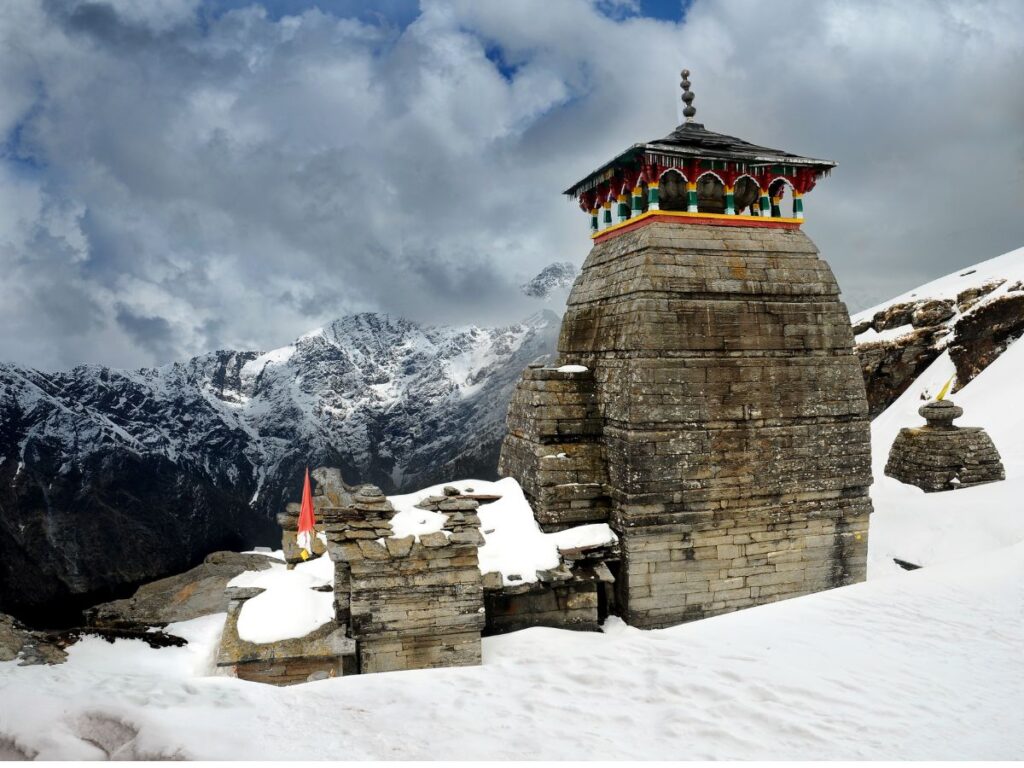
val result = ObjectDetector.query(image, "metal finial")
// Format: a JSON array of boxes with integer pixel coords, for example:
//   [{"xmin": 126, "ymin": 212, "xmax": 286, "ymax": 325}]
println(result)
[{"xmin": 680, "ymin": 68, "xmax": 696, "ymax": 122}]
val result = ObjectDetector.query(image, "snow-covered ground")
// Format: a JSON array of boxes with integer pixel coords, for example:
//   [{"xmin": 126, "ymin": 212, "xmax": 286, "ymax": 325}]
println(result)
[{"xmin": 3, "ymin": 275, "xmax": 1024, "ymax": 759}]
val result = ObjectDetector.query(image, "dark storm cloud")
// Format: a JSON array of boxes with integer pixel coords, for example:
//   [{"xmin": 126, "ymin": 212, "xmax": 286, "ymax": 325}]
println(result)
[{"xmin": 0, "ymin": 0, "xmax": 1022, "ymax": 370}]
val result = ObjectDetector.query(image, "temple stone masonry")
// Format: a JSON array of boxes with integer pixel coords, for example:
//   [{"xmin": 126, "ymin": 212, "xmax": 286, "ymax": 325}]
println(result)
[
  {"xmin": 500, "ymin": 70, "xmax": 873, "ymax": 629},
  {"xmin": 500, "ymin": 364, "xmax": 610, "ymax": 531},
  {"xmin": 320, "ymin": 482, "xmax": 486, "ymax": 674},
  {"xmin": 885, "ymin": 399, "xmax": 1005, "ymax": 492}
]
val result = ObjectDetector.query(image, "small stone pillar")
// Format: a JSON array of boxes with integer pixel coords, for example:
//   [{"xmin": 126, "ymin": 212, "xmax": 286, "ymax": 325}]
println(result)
[
  {"xmin": 885, "ymin": 399, "xmax": 1005, "ymax": 492},
  {"xmin": 323, "ymin": 485, "xmax": 486, "ymax": 674}
]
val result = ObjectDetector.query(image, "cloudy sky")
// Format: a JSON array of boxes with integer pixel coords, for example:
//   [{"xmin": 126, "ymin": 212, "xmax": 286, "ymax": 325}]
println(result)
[{"xmin": 1, "ymin": 0, "xmax": 1022, "ymax": 370}]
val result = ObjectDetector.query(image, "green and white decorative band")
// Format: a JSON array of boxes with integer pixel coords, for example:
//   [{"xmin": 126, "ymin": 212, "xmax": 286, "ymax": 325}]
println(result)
[
  {"xmin": 686, "ymin": 181, "xmax": 698, "ymax": 212},
  {"xmin": 616, "ymin": 193, "xmax": 629, "ymax": 223},
  {"xmin": 647, "ymin": 182, "xmax": 660, "ymax": 211},
  {"xmin": 758, "ymin": 188, "xmax": 771, "ymax": 217},
  {"xmin": 631, "ymin": 186, "xmax": 644, "ymax": 217},
  {"xmin": 602, "ymin": 201, "xmax": 613, "ymax": 228},
  {"xmin": 590, "ymin": 208, "xmax": 600, "ymax": 232},
  {"xmin": 724, "ymin": 184, "xmax": 736, "ymax": 216},
  {"xmin": 771, "ymin": 195, "xmax": 782, "ymax": 218},
  {"xmin": 792, "ymin": 191, "xmax": 804, "ymax": 219}
]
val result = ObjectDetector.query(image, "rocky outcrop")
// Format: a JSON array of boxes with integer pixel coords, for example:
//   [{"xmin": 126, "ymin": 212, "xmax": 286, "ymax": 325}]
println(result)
[
  {"xmin": 0, "ymin": 311, "xmax": 558, "ymax": 624},
  {"xmin": 86, "ymin": 551, "xmax": 278, "ymax": 628},
  {"xmin": 857, "ymin": 328, "xmax": 946, "ymax": 418},
  {"xmin": 948, "ymin": 293, "xmax": 1024, "ymax": 390},
  {"xmin": 521, "ymin": 262, "xmax": 578, "ymax": 299},
  {"xmin": 854, "ymin": 277, "xmax": 1024, "ymax": 416}
]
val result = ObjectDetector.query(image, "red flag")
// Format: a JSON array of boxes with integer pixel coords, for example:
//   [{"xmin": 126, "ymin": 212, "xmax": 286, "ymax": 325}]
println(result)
[{"xmin": 296, "ymin": 467, "xmax": 316, "ymax": 559}]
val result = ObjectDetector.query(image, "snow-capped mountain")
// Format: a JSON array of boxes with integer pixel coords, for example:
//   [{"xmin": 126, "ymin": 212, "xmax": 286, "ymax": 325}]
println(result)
[
  {"xmin": 521, "ymin": 262, "xmax": 577, "ymax": 299},
  {"xmin": 0, "ymin": 311, "xmax": 559, "ymax": 622}
]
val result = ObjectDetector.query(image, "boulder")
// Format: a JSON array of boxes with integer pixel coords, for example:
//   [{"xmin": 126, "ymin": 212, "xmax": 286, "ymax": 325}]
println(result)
[
  {"xmin": 957, "ymin": 279, "xmax": 1005, "ymax": 312},
  {"xmin": 910, "ymin": 299, "xmax": 955, "ymax": 328},
  {"xmin": 0, "ymin": 613, "xmax": 68, "ymax": 665},
  {"xmin": 871, "ymin": 302, "xmax": 917, "ymax": 331},
  {"xmin": 0, "ymin": 614, "xmax": 32, "ymax": 662},
  {"xmin": 86, "ymin": 551, "xmax": 277, "ymax": 628}
]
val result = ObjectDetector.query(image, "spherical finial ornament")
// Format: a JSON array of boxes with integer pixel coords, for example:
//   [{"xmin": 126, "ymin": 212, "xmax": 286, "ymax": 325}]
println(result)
[{"xmin": 680, "ymin": 68, "xmax": 696, "ymax": 122}]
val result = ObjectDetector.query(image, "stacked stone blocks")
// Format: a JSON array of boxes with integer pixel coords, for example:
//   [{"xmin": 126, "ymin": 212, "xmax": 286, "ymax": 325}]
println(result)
[
  {"xmin": 885, "ymin": 399, "xmax": 1004, "ymax": 492},
  {"xmin": 321, "ymin": 485, "xmax": 486, "ymax": 674},
  {"xmin": 498, "ymin": 365, "xmax": 610, "ymax": 531}
]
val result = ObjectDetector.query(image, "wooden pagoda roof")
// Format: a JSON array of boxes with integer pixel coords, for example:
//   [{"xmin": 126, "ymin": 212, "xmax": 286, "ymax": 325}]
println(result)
[{"xmin": 564, "ymin": 121, "xmax": 837, "ymax": 198}]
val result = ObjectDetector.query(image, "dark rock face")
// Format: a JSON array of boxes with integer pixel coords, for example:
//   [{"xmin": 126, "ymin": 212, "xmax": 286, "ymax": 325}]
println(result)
[
  {"xmin": 854, "ymin": 280, "xmax": 1024, "ymax": 416},
  {"xmin": 949, "ymin": 293, "xmax": 1024, "ymax": 390},
  {"xmin": 501, "ymin": 222, "xmax": 873, "ymax": 629},
  {"xmin": 0, "ymin": 311, "xmax": 559, "ymax": 624},
  {"xmin": 857, "ymin": 328, "xmax": 946, "ymax": 418}
]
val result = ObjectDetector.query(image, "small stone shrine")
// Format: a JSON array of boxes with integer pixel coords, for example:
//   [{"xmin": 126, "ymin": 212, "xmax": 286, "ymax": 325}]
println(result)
[
  {"xmin": 500, "ymin": 70, "xmax": 873, "ymax": 629},
  {"xmin": 218, "ymin": 468, "xmax": 487, "ymax": 682},
  {"xmin": 885, "ymin": 399, "xmax": 1005, "ymax": 492}
]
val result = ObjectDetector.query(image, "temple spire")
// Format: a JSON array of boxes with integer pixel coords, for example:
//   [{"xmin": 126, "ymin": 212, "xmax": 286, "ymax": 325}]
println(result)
[{"xmin": 680, "ymin": 69, "xmax": 696, "ymax": 123}]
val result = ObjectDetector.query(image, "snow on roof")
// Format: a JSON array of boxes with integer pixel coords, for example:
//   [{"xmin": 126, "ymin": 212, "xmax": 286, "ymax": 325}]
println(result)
[
  {"xmin": 388, "ymin": 477, "xmax": 616, "ymax": 585},
  {"xmin": 229, "ymin": 555, "xmax": 334, "ymax": 644}
]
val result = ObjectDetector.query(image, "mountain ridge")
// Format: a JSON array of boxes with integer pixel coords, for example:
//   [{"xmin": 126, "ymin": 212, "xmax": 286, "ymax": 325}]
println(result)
[{"xmin": 0, "ymin": 310, "xmax": 560, "ymax": 623}]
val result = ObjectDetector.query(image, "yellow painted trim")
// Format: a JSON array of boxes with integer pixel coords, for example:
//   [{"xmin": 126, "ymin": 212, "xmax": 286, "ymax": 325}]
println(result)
[
  {"xmin": 631, "ymin": 187, "xmax": 643, "ymax": 195},
  {"xmin": 648, "ymin": 182, "xmax": 659, "ymax": 189},
  {"xmin": 589, "ymin": 209, "xmax": 803, "ymax": 239},
  {"xmin": 685, "ymin": 182, "xmax": 697, "ymax": 191}
]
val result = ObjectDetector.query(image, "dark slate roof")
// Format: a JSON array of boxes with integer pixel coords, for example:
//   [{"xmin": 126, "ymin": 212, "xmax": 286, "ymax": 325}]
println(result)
[{"xmin": 564, "ymin": 121, "xmax": 836, "ymax": 197}]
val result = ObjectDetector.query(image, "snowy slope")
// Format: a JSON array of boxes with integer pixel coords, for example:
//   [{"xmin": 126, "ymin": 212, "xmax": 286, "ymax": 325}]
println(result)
[
  {"xmin": 0, "ymin": 542, "xmax": 1020, "ymax": 759},
  {"xmin": 853, "ymin": 245, "xmax": 1024, "ymax": 324},
  {"xmin": 852, "ymin": 244, "xmax": 1024, "ymax": 350}
]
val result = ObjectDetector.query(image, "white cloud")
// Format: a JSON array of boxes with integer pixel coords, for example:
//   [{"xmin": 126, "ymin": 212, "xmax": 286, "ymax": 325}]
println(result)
[{"xmin": 0, "ymin": 0, "xmax": 1021, "ymax": 369}]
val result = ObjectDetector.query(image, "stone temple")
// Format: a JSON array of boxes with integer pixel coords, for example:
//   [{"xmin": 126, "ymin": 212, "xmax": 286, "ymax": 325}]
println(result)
[
  {"xmin": 885, "ymin": 399, "xmax": 1004, "ymax": 492},
  {"xmin": 500, "ymin": 70, "xmax": 873, "ymax": 629}
]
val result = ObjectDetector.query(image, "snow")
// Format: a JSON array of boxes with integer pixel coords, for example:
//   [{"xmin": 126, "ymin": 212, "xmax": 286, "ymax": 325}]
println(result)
[
  {"xmin": 388, "ymin": 478, "xmax": 616, "ymax": 584},
  {"xmin": 239, "ymin": 344, "xmax": 296, "ymax": 381},
  {"xmin": 557, "ymin": 364, "xmax": 588, "ymax": 373},
  {"xmin": 385, "ymin": 495, "xmax": 449, "ymax": 541},
  {"xmin": 855, "ymin": 323, "xmax": 915, "ymax": 344},
  {"xmin": 1, "ymin": 542, "xmax": 1021, "ymax": 759},
  {"xmin": 229, "ymin": 555, "xmax": 334, "ymax": 644}
]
